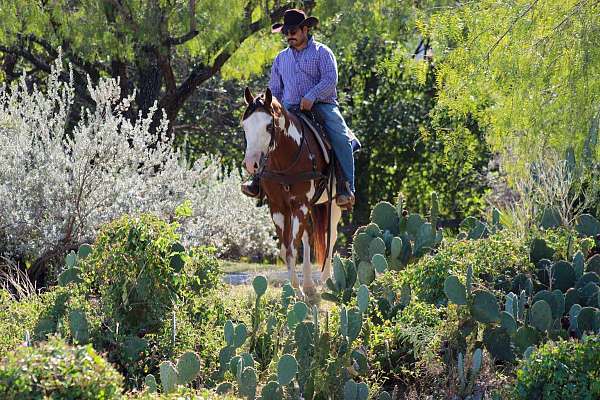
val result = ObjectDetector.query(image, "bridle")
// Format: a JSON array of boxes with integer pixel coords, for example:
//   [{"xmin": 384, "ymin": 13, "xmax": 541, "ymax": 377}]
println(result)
[{"xmin": 246, "ymin": 100, "xmax": 326, "ymax": 192}]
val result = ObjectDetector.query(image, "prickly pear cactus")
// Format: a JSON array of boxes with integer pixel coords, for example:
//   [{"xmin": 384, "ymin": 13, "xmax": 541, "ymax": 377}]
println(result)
[
  {"xmin": 252, "ymin": 275, "xmax": 268, "ymax": 298},
  {"xmin": 176, "ymin": 351, "xmax": 201, "ymax": 385},
  {"xmin": 144, "ymin": 374, "xmax": 157, "ymax": 393},
  {"xmin": 343, "ymin": 379, "xmax": 369, "ymax": 400},
  {"xmin": 277, "ymin": 354, "xmax": 298, "ymax": 386},
  {"xmin": 159, "ymin": 361, "xmax": 178, "ymax": 393},
  {"xmin": 68, "ymin": 309, "xmax": 89, "ymax": 343},
  {"xmin": 444, "ymin": 275, "xmax": 467, "ymax": 305},
  {"xmin": 238, "ymin": 367, "xmax": 258, "ymax": 399}
]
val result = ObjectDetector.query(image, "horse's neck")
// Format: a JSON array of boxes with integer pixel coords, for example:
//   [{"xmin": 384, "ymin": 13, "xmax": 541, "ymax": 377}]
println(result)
[{"xmin": 268, "ymin": 112, "xmax": 304, "ymax": 170}]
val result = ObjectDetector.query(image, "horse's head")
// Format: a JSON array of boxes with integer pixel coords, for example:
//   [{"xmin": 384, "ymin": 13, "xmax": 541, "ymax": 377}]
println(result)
[{"xmin": 241, "ymin": 87, "xmax": 279, "ymax": 174}]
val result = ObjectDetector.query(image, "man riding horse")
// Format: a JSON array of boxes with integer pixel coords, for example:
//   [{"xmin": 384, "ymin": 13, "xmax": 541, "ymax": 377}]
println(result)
[{"xmin": 241, "ymin": 8, "xmax": 358, "ymax": 208}]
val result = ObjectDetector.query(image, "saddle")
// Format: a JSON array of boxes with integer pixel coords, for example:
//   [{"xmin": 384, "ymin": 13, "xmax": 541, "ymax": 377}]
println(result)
[{"xmin": 291, "ymin": 108, "xmax": 348, "ymax": 201}]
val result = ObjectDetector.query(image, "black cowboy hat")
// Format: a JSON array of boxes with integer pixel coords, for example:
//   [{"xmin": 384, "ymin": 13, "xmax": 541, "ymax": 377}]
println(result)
[{"xmin": 271, "ymin": 9, "xmax": 319, "ymax": 34}]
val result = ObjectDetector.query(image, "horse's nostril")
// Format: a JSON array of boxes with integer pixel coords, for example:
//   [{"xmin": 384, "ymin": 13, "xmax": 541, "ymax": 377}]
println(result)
[{"xmin": 254, "ymin": 162, "xmax": 258, "ymax": 169}]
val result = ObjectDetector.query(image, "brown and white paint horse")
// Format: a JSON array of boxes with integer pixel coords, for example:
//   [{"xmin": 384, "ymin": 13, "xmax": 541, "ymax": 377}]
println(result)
[{"xmin": 241, "ymin": 87, "xmax": 342, "ymax": 298}]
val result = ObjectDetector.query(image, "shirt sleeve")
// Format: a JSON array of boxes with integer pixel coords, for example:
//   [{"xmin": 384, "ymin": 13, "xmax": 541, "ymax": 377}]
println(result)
[
  {"xmin": 304, "ymin": 47, "xmax": 338, "ymax": 103},
  {"xmin": 268, "ymin": 56, "xmax": 284, "ymax": 103}
]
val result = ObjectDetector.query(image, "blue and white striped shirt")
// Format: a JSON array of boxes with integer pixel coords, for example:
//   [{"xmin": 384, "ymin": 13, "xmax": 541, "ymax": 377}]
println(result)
[{"xmin": 268, "ymin": 36, "xmax": 338, "ymax": 106}]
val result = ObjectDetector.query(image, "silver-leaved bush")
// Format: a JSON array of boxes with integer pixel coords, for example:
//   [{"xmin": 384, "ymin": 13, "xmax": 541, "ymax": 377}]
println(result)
[{"xmin": 0, "ymin": 55, "xmax": 277, "ymax": 262}]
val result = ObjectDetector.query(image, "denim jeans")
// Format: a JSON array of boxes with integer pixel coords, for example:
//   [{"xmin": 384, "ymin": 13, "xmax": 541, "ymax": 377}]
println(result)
[{"xmin": 284, "ymin": 102, "xmax": 356, "ymax": 193}]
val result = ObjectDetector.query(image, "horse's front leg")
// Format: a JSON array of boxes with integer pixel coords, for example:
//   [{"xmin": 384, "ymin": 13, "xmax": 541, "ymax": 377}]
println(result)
[
  {"xmin": 272, "ymin": 210, "xmax": 299, "ymax": 289},
  {"xmin": 293, "ymin": 205, "xmax": 317, "ymax": 299}
]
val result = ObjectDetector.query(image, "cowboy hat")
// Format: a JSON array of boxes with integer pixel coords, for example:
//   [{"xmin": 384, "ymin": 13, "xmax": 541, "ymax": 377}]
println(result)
[{"xmin": 271, "ymin": 9, "xmax": 319, "ymax": 34}]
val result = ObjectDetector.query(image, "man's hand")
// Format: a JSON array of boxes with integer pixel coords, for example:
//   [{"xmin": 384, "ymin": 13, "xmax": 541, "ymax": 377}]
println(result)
[{"xmin": 300, "ymin": 97, "xmax": 314, "ymax": 111}]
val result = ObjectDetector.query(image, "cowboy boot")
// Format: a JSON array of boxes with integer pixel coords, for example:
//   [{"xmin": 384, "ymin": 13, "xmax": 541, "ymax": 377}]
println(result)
[
  {"xmin": 241, "ymin": 175, "xmax": 261, "ymax": 198},
  {"xmin": 336, "ymin": 181, "xmax": 355, "ymax": 208}
]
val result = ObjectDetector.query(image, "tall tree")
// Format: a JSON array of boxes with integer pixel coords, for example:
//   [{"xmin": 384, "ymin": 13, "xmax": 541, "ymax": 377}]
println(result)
[
  {"xmin": 0, "ymin": 0, "xmax": 295, "ymax": 133},
  {"xmin": 420, "ymin": 0, "xmax": 600, "ymax": 177}
]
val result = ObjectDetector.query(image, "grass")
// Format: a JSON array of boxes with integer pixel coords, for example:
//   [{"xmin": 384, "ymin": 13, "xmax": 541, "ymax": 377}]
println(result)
[{"xmin": 219, "ymin": 260, "xmax": 284, "ymax": 274}]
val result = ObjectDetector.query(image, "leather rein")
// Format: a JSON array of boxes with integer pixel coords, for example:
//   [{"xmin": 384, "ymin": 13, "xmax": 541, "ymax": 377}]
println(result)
[{"xmin": 257, "ymin": 111, "xmax": 327, "ymax": 193}]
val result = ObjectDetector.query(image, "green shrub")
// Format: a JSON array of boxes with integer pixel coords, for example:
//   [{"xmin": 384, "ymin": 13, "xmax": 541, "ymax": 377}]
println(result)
[
  {"xmin": 82, "ymin": 213, "xmax": 203, "ymax": 334},
  {"xmin": 513, "ymin": 336, "xmax": 600, "ymax": 400},
  {"xmin": 535, "ymin": 227, "xmax": 595, "ymax": 261},
  {"xmin": 0, "ymin": 336, "xmax": 123, "ymax": 399},
  {"xmin": 368, "ymin": 298, "xmax": 444, "ymax": 379},
  {"xmin": 402, "ymin": 230, "xmax": 531, "ymax": 304},
  {"xmin": 0, "ymin": 286, "xmax": 86, "ymax": 353}
]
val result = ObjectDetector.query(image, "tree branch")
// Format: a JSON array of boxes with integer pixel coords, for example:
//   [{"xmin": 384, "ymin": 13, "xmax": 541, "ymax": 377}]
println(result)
[
  {"xmin": 158, "ymin": 2, "xmax": 292, "ymax": 121},
  {"xmin": 105, "ymin": 0, "xmax": 139, "ymax": 32},
  {"xmin": 164, "ymin": 0, "xmax": 199, "ymax": 45},
  {"xmin": 485, "ymin": 0, "xmax": 540, "ymax": 63}
]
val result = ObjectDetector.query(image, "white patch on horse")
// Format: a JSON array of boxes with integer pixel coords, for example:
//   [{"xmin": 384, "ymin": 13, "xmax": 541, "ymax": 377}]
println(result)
[
  {"xmin": 306, "ymin": 181, "xmax": 315, "ymax": 200},
  {"xmin": 286, "ymin": 121, "xmax": 302, "ymax": 146},
  {"xmin": 242, "ymin": 111, "xmax": 272, "ymax": 167},
  {"xmin": 272, "ymin": 212, "xmax": 285, "ymax": 232},
  {"xmin": 300, "ymin": 205, "xmax": 309, "ymax": 215},
  {"xmin": 292, "ymin": 216, "xmax": 300, "ymax": 240},
  {"xmin": 278, "ymin": 115, "xmax": 286, "ymax": 131}
]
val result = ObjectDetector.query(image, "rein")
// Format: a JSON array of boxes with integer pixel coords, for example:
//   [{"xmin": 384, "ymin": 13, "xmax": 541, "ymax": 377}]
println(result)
[{"xmin": 257, "ymin": 111, "xmax": 326, "ymax": 190}]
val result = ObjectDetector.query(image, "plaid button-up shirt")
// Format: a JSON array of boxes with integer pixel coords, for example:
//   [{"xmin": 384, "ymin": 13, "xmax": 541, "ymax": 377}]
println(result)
[{"xmin": 268, "ymin": 36, "xmax": 338, "ymax": 106}]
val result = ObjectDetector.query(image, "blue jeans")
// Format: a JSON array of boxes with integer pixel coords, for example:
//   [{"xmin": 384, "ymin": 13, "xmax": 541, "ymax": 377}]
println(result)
[{"xmin": 284, "ymin": 102, "xmax": 356, "ymax": 193}]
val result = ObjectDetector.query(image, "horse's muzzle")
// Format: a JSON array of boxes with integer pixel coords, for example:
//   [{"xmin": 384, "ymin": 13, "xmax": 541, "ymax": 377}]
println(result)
[{"xmin": 243, "ymin": 156, "xmax": 260, "ymax": 174}]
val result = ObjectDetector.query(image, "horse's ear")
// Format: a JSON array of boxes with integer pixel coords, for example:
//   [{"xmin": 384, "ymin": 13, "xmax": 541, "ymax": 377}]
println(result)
[
  {"xmin": 265, "ymin": 88, "xmax": 273, "ymax": 107},
  {"xmin": 244, "ymin": 87, "xmax": 254, "ymax": 105}
]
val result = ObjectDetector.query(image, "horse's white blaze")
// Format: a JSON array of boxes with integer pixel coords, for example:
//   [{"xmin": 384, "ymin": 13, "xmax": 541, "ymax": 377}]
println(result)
[
  {"xmin": 272, "ymin": 212, "xmax": 285, "ymax": 232},
  {"xmin": 242, "ymin": 111, "xmax": 272, "ymax": 173},
  {"xmin": 286, "ymin": 121, "xmax": 302, "ymax": 145}
]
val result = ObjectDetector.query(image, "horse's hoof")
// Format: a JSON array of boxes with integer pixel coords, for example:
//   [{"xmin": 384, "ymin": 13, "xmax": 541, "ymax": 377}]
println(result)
[{"xmin": 303, "ymin": 286, "xmax": 321, "ymax": 306}]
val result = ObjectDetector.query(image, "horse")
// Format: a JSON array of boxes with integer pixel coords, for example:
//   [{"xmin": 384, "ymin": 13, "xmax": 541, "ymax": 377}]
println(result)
[{"xmin": 241, "ymin": 87, "xmax": 342, "ymax": 299}]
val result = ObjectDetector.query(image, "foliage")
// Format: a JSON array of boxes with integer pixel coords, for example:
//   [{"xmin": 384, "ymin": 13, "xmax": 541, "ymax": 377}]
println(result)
[
  {"xmin": 82, "ymin": 214, "xmax": 192, "ymax": 333},
  {"xmin": 513, "ymin": 336, "xmax": 600, "ymax": 400},
  {"xmin": 403, "ymin": 230, "xmax": 531, "ymax": 305},
  {"xmin": 0, "ymin": 60, "xmax": 276, "ymax": 273},
  {"xmin": 495, "ymin": 150, "xmax": 600, "ymax": 237},
  {"xmin": 0, "ymin": 0, "xmax": 291, "ymax": 133},
  {"xmin": 443, "ymin": 224, "xmax": 600, "ymax": 363},
  {"xmin": 0, "ymin": 336, "xmax": 123, "ymax": 399},
  {"xmin": 421, "ymin": 0, "xmax": 600, "ymax": 178},
  {"xmin": 332, "ymin": 35, "xmax": 490, "ymax": 225}
]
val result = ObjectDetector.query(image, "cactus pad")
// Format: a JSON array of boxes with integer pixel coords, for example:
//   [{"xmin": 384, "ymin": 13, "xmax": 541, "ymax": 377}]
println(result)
[
  {"xmin": 357, "ymin": 261, "xmax": 375, "ymax": 285},
  {"xmin": 552, "ymin": 261, "xmax": 575, "ymax": 292},
  {"xmin": 471, "ymin": 290, "xmax": 500, "ymax": 323},
  {"xmin": 238, "ymin": 367, "xmax": 257, "ymax": 398},
  {"xmin": 252, "ymin": 275, "xmax": 268, "ymax": 298},
  {"xmin": 371, "ymin": 254, "xmax": 388, "ymax": 273},
  {"xmin": 530, "ymin": 300, "xmax": 552, "ymax": 332},
  {"xmin": 357, "ymin": 285, "xmax": 370, "ymax": 314},
  {"xmin": 371, "ymin": 202, "xmax": 399, "ymax": 234},
  {"xmin": 483, "ymin": 326, "xmax": 514, "ymax": 361},
  {"xmin": 176, "ymin": 351, "xmax": 201, "ymax": 385},
  {"xmin": 575, "ymin": 214, "xmax": 600, "ymax": 237},
  {"xmin": 444, "ymin": 275, "xmax": 467, "ymax": 305},
  {"xmin": 159, "ymin": 361, "xmax": 178, "ymax": 393},
  {"xmin": 277, "ymin": 354, "xmax": 298, "ymax": 385},
  {"xmin": 144, "ymin": 374, "xmax": 157, "ymax": 393},
  {"xmin": 261, "ymin": 381, "xmax": 283, "ymax": 400}
]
